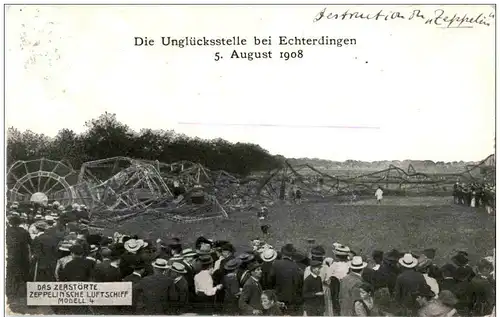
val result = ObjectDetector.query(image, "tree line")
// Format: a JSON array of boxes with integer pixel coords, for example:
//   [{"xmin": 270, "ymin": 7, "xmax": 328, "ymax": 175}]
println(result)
[{"xmin": 7, "ymin": 112, "xmax": 283, "ymax": 176}]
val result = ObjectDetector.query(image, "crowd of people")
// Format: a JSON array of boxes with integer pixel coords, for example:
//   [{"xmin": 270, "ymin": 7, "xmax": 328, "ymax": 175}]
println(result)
[
  {"xmin": 6, "ymin": 201, "xmax": 496, "ymax": 316},
  {"xmin": 453, "ymin": 182, "xmax": 495, "ymax": 213}
]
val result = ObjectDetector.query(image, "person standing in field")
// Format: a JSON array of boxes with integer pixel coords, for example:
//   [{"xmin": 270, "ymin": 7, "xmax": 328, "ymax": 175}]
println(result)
[
  {"xmin": 258, "ymin": 206, "xmax": 270, "ymax": 236},
  {"xmin": 375, "ymin": 187, "xmax": 384, "ymax": 204}
]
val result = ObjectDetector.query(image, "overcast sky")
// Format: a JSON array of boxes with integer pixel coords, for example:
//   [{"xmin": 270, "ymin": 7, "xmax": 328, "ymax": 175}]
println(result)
[{"xmin": 5, "ymin": 5, "xmax": 495, "ymax": 162}]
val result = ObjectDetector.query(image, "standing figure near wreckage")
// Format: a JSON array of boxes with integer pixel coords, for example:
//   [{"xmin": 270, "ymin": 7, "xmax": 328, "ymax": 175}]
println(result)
[
  {"xmin": 453, "ymin": 182, "xmax": 460, "ymax": 204},
  {"xmin": 172, "ymin": 179, "xmax": 186, "ymax": 198},
  {"xmin": 258, "ymin": 206, "xmax": 270, "ymax": 236}
]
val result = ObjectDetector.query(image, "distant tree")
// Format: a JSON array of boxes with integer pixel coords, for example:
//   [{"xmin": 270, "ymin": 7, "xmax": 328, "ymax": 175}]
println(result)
[
  {"xmin": 7, "ymin": 128, "xmax": 51, "ymax": 166},
  {"xmin": 81, "ymin": 112, "xmax": 135, "ymax": 161},
  {"xmin": 7, "ymin": 112, "xmax": 283, "ymax": 176}
]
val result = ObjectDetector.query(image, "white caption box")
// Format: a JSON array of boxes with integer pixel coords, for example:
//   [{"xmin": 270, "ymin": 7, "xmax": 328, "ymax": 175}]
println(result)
[{"xmin": 27, "ymin": 282, "xmax": 132, "ymax": 306}]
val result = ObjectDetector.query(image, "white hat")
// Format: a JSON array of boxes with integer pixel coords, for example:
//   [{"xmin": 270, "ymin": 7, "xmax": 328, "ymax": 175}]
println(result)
[
  {"xmin": 152, "ymin": 258, "xmax": 169, "ymax": 269},
  {"xmin": 45, "ymin": 215, "xmax": 54, "ymax": 221},
  {"xmin": 324, "ymin": 257, "xmax": 334, "ymax": 266},
  {"xmin": 53, "ymin": 201, "xmax": 60, "ymax": 207},
  {"xmin": 399, "ymin": 253, "xmax": 418, "ymax": 268},
  {"xmin": 349, "ymin": 256, "xmax": 368, "ymax": 269},
  {"xmin": 261, "ymin": 249, "xmax": 278, "ymax": 262},
  {"xmin": 71, "ymin": 203, "xmax": 80, "ymax": 210},
  {"xmin": 58, "ymin": 205, "xmax": 65, "ymax": 211},
  {"xmin": 333, "ymin": 243, "xmax": 350, "ymax": 256},
  {"xmin": 124, "ymin": 239, "xmax": 147, "ymax": 253}
]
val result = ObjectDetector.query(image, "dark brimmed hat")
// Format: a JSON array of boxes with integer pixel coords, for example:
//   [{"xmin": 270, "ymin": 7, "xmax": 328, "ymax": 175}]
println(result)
[
  {"xmin": 281, "ymin": 244, "xmax": 296, "ymax": 257},
  {"xmin": 372, "ymin": 250, "xmax": 384, "ymax": 260},
  {"xmin": 221, "ymin": 243, "xmax": 235, "ymax": 253},
  {"xmin": 310, "ymin": 260, "xmax": 323, "ymax": 267},
  {"xmin": 311, "ymin": 245, "xmax": 326, "ymax": 257},
  {"xmin": 87, "ymin": 234, "xmax": 103, "ymax": 246},
  {"xmin": 70, "ymin": 244, "xmax": 84, "ymax": 255},
  {"xmin": 195, "ymin": 236, "xmax": 212, "ymax": 247},
  {"xmin": 213, "ymin": 240, "xmax": 229, "ymax": 249},
  {"xmin": 451, "ymin": 252, "xmax": 469, "ymax": 267},
  {"xmin": 224, "ymin": 258, "xmax": 242, "ymax": 271},
  {"xmin": 167, "ymin": 237, "xmax": 181, "ymax": 247},
  {"xmin": 385, "ymin": 249, "xmax": 402, "ymax": 261},
  {"xmin": 440, "ymin": 263, "xmax": 456, "ymax": 276},
  {"xmin": 247, "ymin": 261, "xmax": 262, "ymax": 272},
  {"xmin": 199, "ymin": 254, "xmax": 214, "ymax": 266},
  {"xmin": 423, "ymin": 248, "xmax": 437, "ymax": 259},
  {"xmin": 237, "ymin": 253, "xmax": 255, "ymax": 263}
]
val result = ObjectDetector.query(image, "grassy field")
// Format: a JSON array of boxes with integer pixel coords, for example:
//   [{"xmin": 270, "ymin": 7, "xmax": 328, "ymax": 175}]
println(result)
[
  {"xmin": 105, "ymin": 196, "xmax": 495, "ymax": 266},
  {"xmin": 7, "ymin": 196, "xmax": 495, "ymax": 315}
]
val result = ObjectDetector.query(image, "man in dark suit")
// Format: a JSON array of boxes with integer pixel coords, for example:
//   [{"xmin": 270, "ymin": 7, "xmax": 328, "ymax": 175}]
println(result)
[
  {"xmin": 59, "ymin": 244, "xmax": 95, "ymax": 281},
  {"xmin": 123, "ymin": 259, "xmax": 146, "ymax": 284},
  {"xmin": 181, "ymin": 248, "xmax": 198, "ymax": 302},
  {"xmin": 6, "ymin": 215, "xmax": 32, "ymax": 300},
  {"xmin": 467, "ymin": 259, "xmax": 495, "ymax": 316},
  {"xmin": 270, "ymin": 244, "xmax": 304, "ymax": 315},
  {"xmin": 239, "ymin": 262, "xmax": 263, "ymax": 315},
  {"xmin": 372, "ymin": 249, "xmax": 401, "ymax": 294},
  {"xmin": 439, "ymin": 264, "xmax": 457, "ymax": 292},
  {"xmin": 303, "ymin": 260, "xmax": 325, "ymax": 316},
  {"xmin": 394, "ymin": 253, "xmax": 427, "ymax": 316},
  {"xmin": 340, "ymin": 256, "xmax": 366, "ymax": 316},
  {"xmin": 167, "ymin": 262, "xmax": 190, "ymax": 315},
  {"xmin": 133, "ymin": 258, "xmax": 173, "ymax": 315},
  {"xmin": 31, "ymin": 222, "xmax": 60, "ymax": 282},
  {"xmin": 92, "ymin": 247, "xmax": 122, "ymax": 282}
]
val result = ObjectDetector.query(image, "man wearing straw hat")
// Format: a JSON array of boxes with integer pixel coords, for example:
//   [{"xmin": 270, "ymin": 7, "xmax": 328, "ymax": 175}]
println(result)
[
  {"xmin": 133, "ymin": 258, "xmax": 173, "ymax": 314},
  {"xmin": 339, "ymin": 256, "xmax": 367, "ymax": 316},
  {"xmin": 167, "ymin": 262, "xmax": 190, "ymax": 315},
  {"xmin": 394, "ymin": 253, "xmax": 427, "ymax": 314}
]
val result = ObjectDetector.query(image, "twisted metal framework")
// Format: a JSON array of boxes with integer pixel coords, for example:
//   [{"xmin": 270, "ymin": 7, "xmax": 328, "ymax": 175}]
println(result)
[
  {"xmin": 6, "ymin": 158, "xmax": 78, "ymax": 206},
  {"xmin": 258, "ymin": 155, "xmax": 495, "ymax": 199},
  {"xmin": 76, "ymin": 157, "xmax": 173, "ymax": 212}
]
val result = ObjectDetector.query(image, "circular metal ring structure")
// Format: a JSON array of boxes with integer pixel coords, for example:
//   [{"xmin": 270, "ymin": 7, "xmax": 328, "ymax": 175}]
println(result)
[{"xmin": 7, "ymin": 158, "xmax": 77, "ymax": 206}]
